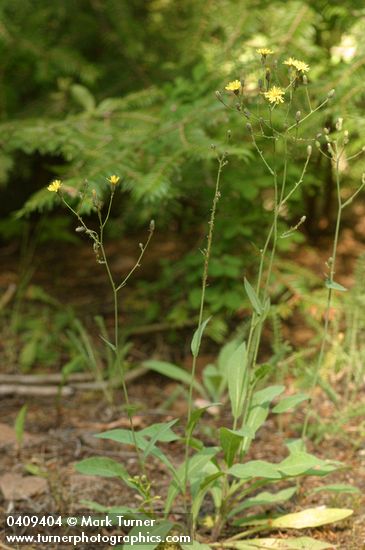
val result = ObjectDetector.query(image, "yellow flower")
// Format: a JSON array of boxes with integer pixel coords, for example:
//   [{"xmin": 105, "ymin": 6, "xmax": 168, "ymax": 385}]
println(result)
[
  {"xmin": 108, "ymin": 175, "xmax": 120, "ymax": 185},
  {"xmin": 256, "ymin": 48, "xmax": 274, "ymax": 56},
  {"xmin": 47, "ymin": 179, "xmax": 62, "ymax": 193},
  {"xmin": 283, "ymin": 57, "xmax": 297, "ymax": 67},
  {"xmin": 263, "ymin": 86, "xmax": 285, "ymax": 105},
  {"xmin": 283, "ymin": 58, "xmax": 310, "ymax": 72},
  {"xmin": 293, "ymin": 60, "xmax": 310, "ymax": 73},
  {"xmin": 225, "ymin": 79, "xmax": 242, "ymax": 92}
]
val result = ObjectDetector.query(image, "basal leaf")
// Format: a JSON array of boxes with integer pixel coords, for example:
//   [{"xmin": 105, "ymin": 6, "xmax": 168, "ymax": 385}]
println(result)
[
  {"xmin": 229, "ymin": 460, "xmax": 282, "ymax": 480},
  {"xmin": 227, "ymin": 342, "xmax": 247, "ymax": 422},
  {"xmin": 271, "ymin": 507, "xmax": 353, "ymax": 529}
]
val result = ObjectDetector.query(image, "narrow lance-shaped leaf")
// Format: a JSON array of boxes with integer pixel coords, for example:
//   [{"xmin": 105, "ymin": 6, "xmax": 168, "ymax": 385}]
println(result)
[
  {"xmin": 244, "ymin": 277, "xmax": 263, "ymax": 315},
  {"xmin": 227, "ymin": 342, "xmax": 247, "ymax": 422},
  {"xmin": 191, "ymin": 316, "xmax": 212, "ymax": 357}
]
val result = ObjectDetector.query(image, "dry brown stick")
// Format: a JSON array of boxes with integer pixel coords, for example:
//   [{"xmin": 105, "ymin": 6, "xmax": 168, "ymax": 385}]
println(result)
[
  {"xmin": 0, "ymin": 372, "xmax": 94, "ymax": 385},
  {"xmin": 0, "ymin": 367, "xmax": 148, "ymax": 396},
  {"xmin": 0, "ymin": 385, "xmax": 74, "ymax": 397}
]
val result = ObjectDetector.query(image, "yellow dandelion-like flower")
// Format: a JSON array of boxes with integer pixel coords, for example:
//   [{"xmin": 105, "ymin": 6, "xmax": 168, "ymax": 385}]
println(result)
[
  {"xmin": 108, "ymin": 175, "xmax": 120, "ymax": 185},
  {"xmin": 293, "ymin": 60, "xmax": 310, "ymax": 73},
  {"xmin": 256, "ymin": 48, "xmax": 274, "ymax": 56},
  {"xmin": 225, "ymin": 79, "xmax": 242, "ymax": 92},
  {"xmin": 264, "ymin": 86, "xmax": 285, "ymax": 105},
  {"xmin": 283, "ymin": 58, "xmax": 310, "ymax": 72},
  {"xmin": 47, "ymin": 179, "xmax": 62, "ymax": 193},
  {"xmin": 283, "ymin": 57, "xmax": 297, "ymax": 67}
]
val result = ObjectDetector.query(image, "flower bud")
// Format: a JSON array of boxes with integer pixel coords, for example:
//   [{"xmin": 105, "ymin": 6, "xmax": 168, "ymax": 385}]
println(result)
[
  {"xmin": 243, "ymin": 108, "xmax": 251, "ymax": 119},
  {"xmin": 246, "ymin": 122, "xmax": 253, "ymax": 133},
  {"xmin": 303, "ymin": 75, "xmax": 308, "ymax": 86},
  {"xmin": 324, "ymin": 127, "xmax": 329, "ymax": 135},
  {"xmin": 327, "ymin": 89, "xmax": 335, "ymax": 98},
  {"xmin": 315, "ymin": 141, "xmax": 321, "ymax": 148},
  {"xmin": 75, "ymin": 226, "xmax": 85, "ymax": 233},
  {"xmin": 150, "ymin": 219, "xmax": 155, "ymax": 231},
  {"xmin": 307, "ymin": 145, "xmax": 312, "ymax": 156},
  {"xmin": 295, "ymin": 111, "xmax": 301, "ymax": 122},
  {"xmin": 215, "ymin": 91, "xmax": 222, "ymax": 100},
  {"xmin": 335, "ymin": 118, "xmax": 343, "ymax": 131}
]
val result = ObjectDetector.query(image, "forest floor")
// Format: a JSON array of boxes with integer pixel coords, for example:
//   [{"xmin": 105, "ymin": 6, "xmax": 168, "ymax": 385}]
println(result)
[{"xmin": 1, "ymin": 206, "xmax": 365, "ymax": 549}]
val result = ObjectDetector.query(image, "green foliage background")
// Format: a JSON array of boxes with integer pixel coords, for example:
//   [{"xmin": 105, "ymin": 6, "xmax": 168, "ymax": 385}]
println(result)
[{"xmin": 1, "ymin": 0, "xmax": 364, "ymax": 322}]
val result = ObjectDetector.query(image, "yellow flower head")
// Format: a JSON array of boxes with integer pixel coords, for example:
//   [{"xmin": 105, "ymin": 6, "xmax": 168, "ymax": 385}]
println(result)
[
  {"xmin": 263, "ymin": 86, "xmax": 285, "ymax": 105},
  {"xmin": 293, "ymin": 60, "xmax": 310, "ymax": 73},
  {"xmin": 225, "ymin": 79, "xmax": 242, "ymax": 93},
  {"xmin": 256, "ymin": 48, "xmax": 274, "ymax": 56},
  {"xmin": 47, "ymin": 179, "xmax": 62, "ymax": 193},
  {"xmin": 108, "ymin": 175, "xmax": 120, "ymax": 185},
  {"xmin": 283, "ymin": 58, "xmax": 310, "ymax": 73}
]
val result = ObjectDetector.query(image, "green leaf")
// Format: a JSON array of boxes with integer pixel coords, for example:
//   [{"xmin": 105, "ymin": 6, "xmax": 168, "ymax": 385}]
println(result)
[
  {"xmin": 270, "ymin": 507, "xmax": 353, "ymax": 529},
  {"xmin": 75, "ymin": 457, "xmax": 129, "ymax": 480},
  {"xmin": 246, "ymin": 404, "xmax": 269, "ymax": 437},
  {"xmin": 142, "ymin": 419, "xmax": 179, "ymax": 459},
  {"xmin": 252, "ymin": 385, "xmax": 285, "ymax": 406},
  {"xmin": 278, "ymin": 452, "xmax": 340, "ymax": 477},
  {"xmin": 96, "ymin": 428, "xmax": 176, "ymax": 476},
  {"xmin": 244, "ymin": 278, "xmax": 262, "ymax": 315},
  {"xmin": 310, "ymin": 483, "xmax": 360, "ymax": 495},
  {"xmin": 227, "ymin": 342, "xmax": 247, "ymax": 422},
  {"xmin": 191, "ymin": 316, "xmax": 212, "ymax": 357},
  {"xmin": 164, "ymin": 447, "xmax": 218, "ymax": 514},
  {"xmin": 143, "ymin": 359, "xmax": 205, "ymax": 395},
  {"xmin": 220, "ymin": 427, "xmax": 242, "ymax": 467},
  {"xmin": 229, "ymin": 487, "xmax": 297, "ymax": 516},
  {"xmin": 325, "ymin": 279, "xmax": 347, "ymax": 291},
  {"xmin": 123, "ymin": 520, "xmax": 174, "ymax": 550},
  {"xmin": 14, "ymin": 404, "xmax": 28, "ymax": 447},
  {"xmin": 229, "ymin": 537, "xmax": 335, "ymax": 549},
  {"xmin": 229, "ymin": 460, "xmax": 282, "ymax": 480},
  {"xmin": 272, "ymin": 393, "xmax": 309, "ymax": 413},
  {"xmin": 187, "ymin": 404, "xmax": 221, "ymax": 437},
  {"xmin": 96, "ymin": 429, "xmax": 144, "ymax": 446},
  {"xmin": 140, "ymin": 421, "xmax": 180, "ymax": 442}
]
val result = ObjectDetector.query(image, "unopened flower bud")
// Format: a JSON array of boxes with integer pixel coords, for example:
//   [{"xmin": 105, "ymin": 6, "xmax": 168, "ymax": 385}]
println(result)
[
  {"xmin": 315, "ymin": 141, "xmax": 321, "ymax": 149},
  {"xmin": 150, "ymin": 219, "xmax": 155, "ymax": 231},
  {"xmin": 327, "ymin": 89, "xmax": 335, "ymax": 99},
  {"xmin": 336, "ymin": 118, "xmax": 343, "ymax": 131},
  {"xmin": 324, "ymin": 127, "xmax": 329, "ymax": 135},
  {"xmin": 258, "ymin": 79, "xmax": 264, "ymax": 90},
  {"xmin": 211, "ymin": 144, "xmax": 216, "ymax": 150},
  {"xmin": 215, "ymin": 90, "xmax": 222, "ymax": 100},
  {"xmin": 243, "ymin": 108, "xmax": 251, "ymax": 119},
  {"xmin": 75, "ymin": 226, "xmax": 85, "ymax": 233},
  {"xmin": 246, "ymin": 122, "xmax": 253, "ymax": 133},
  {"xmin": 227, "ymin": 130, "xmax": 231, "ymax": 139},
  {"xmin": 296, "ymin": 111, "xmax": 301, "ymax": 122},
  {"xmin": 303, "ymin": 75, "xmax": 308, "ymax": 86},
  {"xmin": 316, "ymin": 133, "xmax": 322, "ymax": 139},
  {"xmin": 307, "ymin": 145, "xmax": 312, "ymax": 156}
]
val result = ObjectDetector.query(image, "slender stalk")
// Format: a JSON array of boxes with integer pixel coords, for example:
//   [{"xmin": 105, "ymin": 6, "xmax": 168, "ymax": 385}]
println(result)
[
  {"xmin": 302, "ymin": 145, "xmax": 341, "ymax": 439},
  {"xmin": 183, "ymin": 153, "xmax": 226, "ymax": 510}
]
